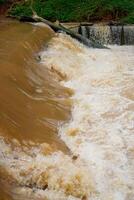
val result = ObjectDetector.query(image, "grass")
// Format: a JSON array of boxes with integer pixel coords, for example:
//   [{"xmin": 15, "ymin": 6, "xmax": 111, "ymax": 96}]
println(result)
[{"xmin": 9, "ymin": 0, "xmax": 134, "ymax": 23}]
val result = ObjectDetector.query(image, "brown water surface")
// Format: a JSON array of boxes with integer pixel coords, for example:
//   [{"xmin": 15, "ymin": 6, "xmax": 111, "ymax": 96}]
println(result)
[{"xmin": 0, "ymin": 19, "xmax": 71, "ymax": 151}]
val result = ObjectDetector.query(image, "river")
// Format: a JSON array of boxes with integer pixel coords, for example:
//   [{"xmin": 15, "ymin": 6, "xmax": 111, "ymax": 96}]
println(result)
[{"xmin": 0, "ymin": 19, "xmax": 134, "ymax": 200}]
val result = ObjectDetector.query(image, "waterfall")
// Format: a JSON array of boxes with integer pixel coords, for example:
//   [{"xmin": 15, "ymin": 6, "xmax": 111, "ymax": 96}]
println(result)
[
  {"xmin": 78, "ymin": 24, "xmax": 134, "ymax": 45},
  {"xmin": 0, "ymin": 20, "xmax": 134, "ymax": 200},
  {"xmin": 124, "ymin": 25, "xmax": 134, "ymax": 44}
]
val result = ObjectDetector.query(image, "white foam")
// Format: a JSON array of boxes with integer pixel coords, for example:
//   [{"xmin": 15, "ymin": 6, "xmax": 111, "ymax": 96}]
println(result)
[
  {"xmin": 0, "ymin": 137, "xmax": 94, "ymax": 199},
  {"xmin": 41, "ymin": 34, "xmax": 134, "ymax": 200},
  {"xmin": 0, "ymin": 33, "xmax": 134, "ymax": 200}
]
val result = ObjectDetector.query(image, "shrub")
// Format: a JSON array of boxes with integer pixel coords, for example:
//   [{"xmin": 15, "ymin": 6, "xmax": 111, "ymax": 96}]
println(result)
[{"xmin": 9, "ymin": 0, "xmax": 134, "ymax": 23}]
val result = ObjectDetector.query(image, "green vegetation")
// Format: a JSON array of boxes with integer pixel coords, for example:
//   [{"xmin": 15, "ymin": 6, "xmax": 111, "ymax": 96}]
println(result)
[{"xmin": 9, "ymin": 0, "xmax": 134, "ymax": 23}]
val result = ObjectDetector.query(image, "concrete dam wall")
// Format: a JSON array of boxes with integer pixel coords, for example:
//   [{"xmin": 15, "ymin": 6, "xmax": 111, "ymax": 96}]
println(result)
[{"xmin": 71, "ymin": 24, "xmax": 134, "ymax": 45}]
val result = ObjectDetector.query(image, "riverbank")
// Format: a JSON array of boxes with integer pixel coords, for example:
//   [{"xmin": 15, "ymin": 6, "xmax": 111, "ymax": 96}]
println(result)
[
  {"xmin": 0, "ymin": 0, "xmax": 134, "ymax": 24},
  {"xmin": 0, "ymin": 0, "xmax": 20, "ymax": 16}
]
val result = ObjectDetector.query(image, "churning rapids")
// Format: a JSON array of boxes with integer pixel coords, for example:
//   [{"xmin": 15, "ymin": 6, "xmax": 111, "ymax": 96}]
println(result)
[{"xmin": 0, "ymin": 19, "xmax": 134, "ymax": 200}]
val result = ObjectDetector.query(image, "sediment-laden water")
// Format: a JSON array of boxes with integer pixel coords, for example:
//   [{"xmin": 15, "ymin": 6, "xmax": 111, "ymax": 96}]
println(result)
[
  {"xmin": 0, "ymin": 19, "xmax": 134, "ymax": 200},
  {"xmin": 0, "ymin": 19, "xmax": 72, "ymax": 200}
]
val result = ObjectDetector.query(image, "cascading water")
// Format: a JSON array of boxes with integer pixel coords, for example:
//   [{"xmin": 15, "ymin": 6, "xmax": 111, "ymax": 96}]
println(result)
[
  {"xmin": 0, "ymin": 19, "xmax": 134, "ymax": 200},
  {"xmin": 78, "ymin": 25, "xmax": 134, "ymax": 45}
]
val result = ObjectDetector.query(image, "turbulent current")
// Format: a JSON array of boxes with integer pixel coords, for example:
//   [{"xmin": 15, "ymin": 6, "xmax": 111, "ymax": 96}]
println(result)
[{"xmin": 0, "ymin": 19, "xmax": 134, "ymax": 200}]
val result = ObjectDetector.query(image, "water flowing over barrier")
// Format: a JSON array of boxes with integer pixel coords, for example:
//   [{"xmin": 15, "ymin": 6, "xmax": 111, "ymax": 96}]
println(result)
[
  {"xmin": 0, "ymin": 20, "xmax": 134, "ymax": 200},
  {"xmin": 78, "ymin": 25, "xmax": 134, "ymax": 45}
]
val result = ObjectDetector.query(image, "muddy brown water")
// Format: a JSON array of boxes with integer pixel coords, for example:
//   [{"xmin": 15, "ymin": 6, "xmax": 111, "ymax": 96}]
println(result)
[
  {"xmin": 0, "ymin": 19, "xmax": 71, "ymax": 151},
  {"xmin": 0, "ymin": 18, "xmax": 72, "ymax": 200},
  {"xmin": 0, "ymin": 18, "xmax": 134, "ymax": 200}
]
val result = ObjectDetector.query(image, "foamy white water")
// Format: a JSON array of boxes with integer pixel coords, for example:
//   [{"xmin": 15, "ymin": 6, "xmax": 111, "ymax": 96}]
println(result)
[
  {"xmin": 0, "ymin": 32, "xmax": 134, "ymax": 200},
  {"xmin": 41, "ymin": 34, "xmax": 134, "ymax": 200}
]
